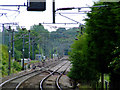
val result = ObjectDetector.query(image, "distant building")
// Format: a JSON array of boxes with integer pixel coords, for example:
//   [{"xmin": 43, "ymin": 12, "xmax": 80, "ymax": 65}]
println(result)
[
  {"xmin": 35, "ymin": 54, "xmax": 42, "ymax": 61},
  {"xmin": 35, "ymin": 54, "xmax": 46, "ymax": 61},
  {"xmin": 21, "ymin": 58, "xmax": 30, "ymax": 69},
  {"xmin": 53, "ymin": 54, "xmax": 58, "ymax": 59}
]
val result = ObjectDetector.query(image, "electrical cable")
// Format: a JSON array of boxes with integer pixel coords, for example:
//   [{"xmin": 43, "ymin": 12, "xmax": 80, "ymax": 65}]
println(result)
[
  {"xmin": 0, "ymin": 8, "xmax": 19, "ymax": 12},
  {"xmin": 7, "ymin": 11, "xmax": 19, "ymax": 17},
  {"xmin": 11, "ymin": 11, "xmax": 20, "ymax": 21},
  {"xmin": 0, "ymin": 6, "xmax": 24, "ymax": 25},
  {"xmin": 58, "ymin": 13, "xmax": 81, "ymax": 24},
  {"xmin": 44, "ymin": 24, "xmax": 80, "ymax": 30},
  {"xmin": 4, "ymin": 13, "xmax": 11, "ymax": 22},
  {"xmin": 0, "ymin": 13, "xmax": 4, "ymax": 17}
]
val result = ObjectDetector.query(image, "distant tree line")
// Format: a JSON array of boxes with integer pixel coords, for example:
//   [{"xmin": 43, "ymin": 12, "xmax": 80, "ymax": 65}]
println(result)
[{"xmin": 0, "ymin": 24, "xmax": 79, "ymax": 75}]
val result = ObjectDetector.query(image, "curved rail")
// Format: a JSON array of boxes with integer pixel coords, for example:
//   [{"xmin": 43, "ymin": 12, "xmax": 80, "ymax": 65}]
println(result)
[
  {"xmin": 40, "ymin": 61, "xmax": 68, "ymax": 90},
  {"xmin": 15, "ymin": 70, "xmax": 51, "ymax": 90},
  {"xmin": 56, "ymin": 64, "xmax": 70, "ymax": 90},
  {"xmin": 0, "ymin": 60, "xmax": 62, "ymax": 89},
  {"xmin": 0, "ymin": 70, "xmax": 37, "ymax": 87}
]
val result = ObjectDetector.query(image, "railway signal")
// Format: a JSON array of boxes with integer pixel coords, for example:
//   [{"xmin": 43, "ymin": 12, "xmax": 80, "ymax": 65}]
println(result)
[{"xmin": 27, "ymin": 0, "xmax": 46, "ymax": 11}]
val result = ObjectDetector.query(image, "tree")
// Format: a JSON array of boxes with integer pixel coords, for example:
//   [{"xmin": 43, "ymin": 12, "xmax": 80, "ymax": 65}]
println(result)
[
  {"xmin": 14, "ymin": 24, "xmax": 50, "ymax": 60},
  {"xmin": 85, "ymin": 2, "xmax": 120, "ymax": 89},
  {"xmin": 0, "ymin": 44, "xmax": 22, "ymax": 76},
  {"xmin": 68, "ymin": 33, "xmax": 100, "ymax": 88},
  {"xmin": 14, "ymin": 29, "xmax": 30, "ymax": 59},
  {"xmin": 0, "ymin": 45, "xmax": 9, "ymax": 75},
  {"xmin": 68, "ymin": 2, "xmax": 120, "ymax": 89},
  {"xmin": 50, "ymin": 27, "xmax": 78, "ymax": 57}
]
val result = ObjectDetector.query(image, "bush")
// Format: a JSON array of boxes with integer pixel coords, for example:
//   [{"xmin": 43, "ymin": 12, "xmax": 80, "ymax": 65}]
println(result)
[
  {"xmin": 0, "ymin": 44, "xmax": 22, "ymax": 76},
  {"xmin": 12, "ymin": 61, "xmax": 22, "ymax": 71}
]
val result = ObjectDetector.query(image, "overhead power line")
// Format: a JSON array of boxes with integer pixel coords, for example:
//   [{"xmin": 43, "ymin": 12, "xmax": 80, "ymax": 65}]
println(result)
[
  {"xmin": 0, "ymin": 8, "xmax": 20, "ymax": 12},
  {"xmin": 56, "ymin": 5, "xmax": 108, "ymax": 11},
  {"xmin": 59, "ymin": 13, "xmax": 81, "ymax": 24}
]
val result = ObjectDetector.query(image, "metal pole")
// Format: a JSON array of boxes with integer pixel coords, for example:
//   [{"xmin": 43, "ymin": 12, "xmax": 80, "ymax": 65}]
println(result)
[
  {"xmin": 28, "ymin": 30, "xmax": 30, "ymax": 59},
  {"xmin": 39, "ymin": 42, "xmax": 40, "ymax": 55},
  {"xmin": 39, "ymin": 41, "xmax": 41, "ymax": 61},
  {"xmin": 32, "ymin": 38, "xmax": 34, "ymax": 60},
  {"xmin": 12, "ymin": 29, "xmax": 14, "ymax": 62},
  {"xmin": 2, "ymin": 24, "xmax": 5, "ymax": 44},
  {"xmin": 8, "ymin": 28, "xmax": 11, "ymax": 75},
  {"xmin": 22, "ymin": 34, "xmax": 25, "ymax": 70},
  {"xmin": 44, "ymin": 39, "xmax": 45, "ymax": 57},
  {"xmin": 53, "ymin": 0, "xmax": 55, "ymax": 23}
]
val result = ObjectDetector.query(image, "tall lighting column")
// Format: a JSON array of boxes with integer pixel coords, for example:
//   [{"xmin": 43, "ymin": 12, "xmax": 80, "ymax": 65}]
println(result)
[
  {"xmin": 7, "ymin": 26, "xmax": 11, "ymax": 75},
  {"xmin": 12, "ymin": 29, "xmax": 15, "ymax": 62},
  {"xmin": 22, "ymin": 29, "xmax": 25, "ymax": 70},
  {"xmin": 2, "ymin": 24, "xmax": 5, "ymax": 44},
  {"xmin": 28, "ymin": 30, "xmax": 30, "ymax": 60}
]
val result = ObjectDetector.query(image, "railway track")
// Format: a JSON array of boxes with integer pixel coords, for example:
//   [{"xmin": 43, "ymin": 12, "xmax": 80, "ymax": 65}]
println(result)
[
  {"xmin": 15, "ymin": 61, "xmax": 67, "ymax": 89},
  {"xmin": 1, "ymin": 70, "xmax": 40, "ymax": 90},
  {"xmin": 0, "ymin": 59, "xmax": 64, "ymax": 90},
  {"xmin": 18, "ymin": 60, "xmax": 70, "ymax": 90},
  {"xmin": 16, "ymin": 70, "xmax": 51, "ymax": 90},
  {"xmin": 0, "ymin": 57, "xmax": 70, "ymax": 90},
  {"xmin": 40, "ymin": 61, "xmax": 70, "ymax": 90},
  {"xmin": 56, "ymin": 62, "xmax": 71, "ymax": 90}
]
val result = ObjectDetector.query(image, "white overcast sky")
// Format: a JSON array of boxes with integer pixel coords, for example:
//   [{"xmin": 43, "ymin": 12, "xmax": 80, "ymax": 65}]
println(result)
[{"xmin": 0, "ymin": 0, "xmax": 99, "ymax": 31}]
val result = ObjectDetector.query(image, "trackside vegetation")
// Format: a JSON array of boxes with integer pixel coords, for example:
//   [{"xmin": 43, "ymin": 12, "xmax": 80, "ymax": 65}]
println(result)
[
  {"xmin": 68, "ymin": 2, "xmax": 120, "ymax": 89},
  {"xmin": 0, "ymin": 44, "xmax": 22, "ymax": 76}
]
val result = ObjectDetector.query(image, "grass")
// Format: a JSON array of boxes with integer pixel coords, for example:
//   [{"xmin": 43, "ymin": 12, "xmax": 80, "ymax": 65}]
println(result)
[
  {"xmin": 104, "ymin": 74, "xmax": 109, "ymax": 89},
  {"xmin": 98, "ymin": 74, "xmax": 110, "ymax": 89},
  {"xmin": 78, "ymin": 84, "xmax": 92, "ymax": 89},
  {"xmin": 99, "ymin": 74, "xmax": 110, "ymax": 82},
  {"xmin": 30, "ymin": 60, "xmax": 40, "ymax": 64},
  {"xmin": 79, "ymin": 85, "xmax": 92, "ymax": 88},
  {"xmin": 104, "ymin": 74, "xmax": 110, "ymax": 82}
]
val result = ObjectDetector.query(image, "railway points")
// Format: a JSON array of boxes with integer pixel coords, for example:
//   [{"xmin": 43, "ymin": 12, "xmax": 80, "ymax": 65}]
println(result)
[
  {"xmin": 0, "ymin": 58, "xmax": 72, "ymax": 90},
  {"xmin": 40, "ymin": 60, "xmax": 71, "ymax": 90}
]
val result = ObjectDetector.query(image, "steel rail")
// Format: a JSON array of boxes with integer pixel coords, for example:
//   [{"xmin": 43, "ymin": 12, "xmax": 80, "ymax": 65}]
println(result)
[
  {"xmin": 15, "ymin": 70, "xmax": 51, "ymax": 90},
  {"xmin": 56, "ymin": 63, "xmax": 71, "ymax": 90},
  {"xmin": 0, "ymin": 70, "xmax": 37, "ymax": 87},
  {"xmin": 0, "ymin": 59, "xmax": 61, "ymax": 89},
  {"xmin": 0, "ymin": 61, "xmax": 51, "ymax": 86},
  {"xmin": 16, "ymin": 60, "xmax": 63, "ymax": 89},
  {"xmin": 40, "ymin": 61, "xmax": 68, "ymax": 90}
]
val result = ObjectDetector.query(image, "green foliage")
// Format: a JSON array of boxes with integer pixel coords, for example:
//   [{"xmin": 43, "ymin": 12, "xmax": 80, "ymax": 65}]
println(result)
[
  {"xmin": 14, "ymin": 48, "xmax": 22, "ymax": 60},
  {"xmin": 2, "ymin": 65, "xmax": 8, "ymax": 76},
  {"xmin": 104, "ymin": 74, "xmax": 110, "ymax": 82},
  {"xmin": 109, "ymin": 55, "xmax": 120, "ymax": 75},
  {"xmin": 85, "ymin": 2, "xmax": 120, "ymax": 73},
  {"xmin": 14, "ymin": 29, "xmax": 29, "ymax": 59},
  {"xmin": 68, "ymin": 2, "xmax": 120, "ymax": 88},
  {"xmin": 30, "ymin": 60, "xmax": 40, "ymax": 64},
  {"xmin": 68, "ymin": 33, "xmax": 100, "ymax": 82},
  {"xmin": 14, "ymin": 24, "xmax": 50, "ymax": 59},
  {"xmin": 50, "ymin": 27, "xmax": 78, "ymax": 57},
  {"xmin": 0, "ymin": 44, "xmax": 22, "ymax": 76},
  {"xmin": 13, "ymin": 24, "xmax": 79, "ymax": 60},
  {"xmin": 0, "ymin": 32, "xmax": 2, "ymax": 44},
  {"xmin": 12, "ymin": 61, "xmax": 22, "ymax": 71},
  {"xmin": 0, "ymin": 45, "xmax": 9, "ymax": 75}
]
